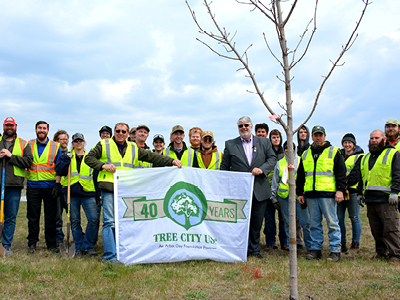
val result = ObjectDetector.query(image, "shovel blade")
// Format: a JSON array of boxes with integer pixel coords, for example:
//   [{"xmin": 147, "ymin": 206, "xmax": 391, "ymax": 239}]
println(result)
[
  {"xmin": 60, "ymin": 241, "xmax": 76, "ymax": 258},
  {"xmin": 0, "ymin": 243, "xmax": 4, "ymax": 258}
]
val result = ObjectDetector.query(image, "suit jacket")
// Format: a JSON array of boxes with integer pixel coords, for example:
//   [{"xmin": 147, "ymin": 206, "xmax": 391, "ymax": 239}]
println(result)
[{"xmin": 220, "ymin": 135, "xmax": 277, "ymax": 201}]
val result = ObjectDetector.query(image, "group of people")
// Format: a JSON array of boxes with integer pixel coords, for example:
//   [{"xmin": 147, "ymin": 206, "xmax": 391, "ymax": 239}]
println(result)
[{"xmin": 0, "ymin": 115, "xmax": 399, "ymax": 264}]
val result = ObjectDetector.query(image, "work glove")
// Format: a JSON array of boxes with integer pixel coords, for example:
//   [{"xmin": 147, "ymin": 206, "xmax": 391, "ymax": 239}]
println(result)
[
  {"xmin": 357, "ymin": 195, "xmax": 365, "ymax": 207},
  {"xmin": 388, "ymin": 193, "xmax": 399, "ymax": 206},
  {"xmin": 96, "ymin": 195, "xmax": 102, "ymax": 207},
  {"xmin": 344, "ymin": 189, "xmax": 350, "ymax": 201},
  {"xmin": 52, "ymin": 183, "xmax": 62, "ymax": 199},
  {"xmin": 60, "ymin": 194, "xmax": 67, "ymax": 211},
  {"xmin": 271, "ymin": 197, "xmax": 280, "ymax": 210}
]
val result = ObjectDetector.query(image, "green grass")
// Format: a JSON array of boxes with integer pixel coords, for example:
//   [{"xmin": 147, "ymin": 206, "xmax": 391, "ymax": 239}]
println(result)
[{"xmin": 0, "ymin": 202, "xmax": 400, "ymax": 299}]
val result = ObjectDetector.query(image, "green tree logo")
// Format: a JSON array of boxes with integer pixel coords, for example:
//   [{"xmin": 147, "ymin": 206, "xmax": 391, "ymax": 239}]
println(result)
[
  {"xmin": 164, "ymin": 182, "xmax": 207, "ymax": 230},
  {"xmin": 170, "ymin": 192, "xmax": 199, "ymax": 228}
]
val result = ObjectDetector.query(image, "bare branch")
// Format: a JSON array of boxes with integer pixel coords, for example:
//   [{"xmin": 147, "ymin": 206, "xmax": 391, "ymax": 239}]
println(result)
[
  {"xmin": 282, "ymin": 0, "xmax": 298, "ymax": 26},
  {"xmin": 290, "ymin": 0, "xmax": 318, "ymax": 69},
  {"xmin": 298, "ymin": 0, "xmax": 371, "ymax": 133},
  {"xmin": 263, "ymin": 33, "xmax": 284, "ymax": 67}
]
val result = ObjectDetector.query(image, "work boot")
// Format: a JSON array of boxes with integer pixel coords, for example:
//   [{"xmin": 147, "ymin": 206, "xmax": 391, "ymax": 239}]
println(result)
[
  {"xmin": 327, "ymin": 252, "xmax": 341, "ymax": 262},
  {"xmin": 350, "ymin": 241, "xmax": 359, "ymax": 251},
  {"xmin": 341, "ymin": 242, "xmax": 348, "ymax": 253},
  {"xmin": 305, "ymin": 250, "xmax": 322, "ymax": 260},
  {"xmin": 28, "ymin": 243, "xmax": 36, "ymax": 254},
  {"xmin": 281, "ymin": 245, "xmax": 289, "ymax": 251}
]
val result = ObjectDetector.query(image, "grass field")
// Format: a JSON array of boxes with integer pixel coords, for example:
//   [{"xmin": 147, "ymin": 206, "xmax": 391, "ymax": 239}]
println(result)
[{"xmin": 1, "ymin": 202, "xmax": 400, "ymax": 300}]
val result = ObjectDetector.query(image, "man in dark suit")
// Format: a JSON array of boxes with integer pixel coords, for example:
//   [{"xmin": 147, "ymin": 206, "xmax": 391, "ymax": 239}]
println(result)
[{"xmin": 220, "ymin": 116, "xmax": 277, "ymax": 258}]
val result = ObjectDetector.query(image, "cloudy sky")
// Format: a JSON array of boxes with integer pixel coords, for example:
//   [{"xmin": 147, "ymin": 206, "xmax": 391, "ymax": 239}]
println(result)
[{"xmin": 0, "ymin": 0, "xmax": 399, "ymax": 152}]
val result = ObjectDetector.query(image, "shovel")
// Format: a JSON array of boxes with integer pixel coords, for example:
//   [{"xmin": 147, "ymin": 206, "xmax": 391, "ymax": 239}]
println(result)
[
  {"xmin": 0, "ymin": 158, "xmax": 5, "ymax": 258},
  {"xmin": 60, "ymin": 159, "xmax": 75, "ymax": 257}
]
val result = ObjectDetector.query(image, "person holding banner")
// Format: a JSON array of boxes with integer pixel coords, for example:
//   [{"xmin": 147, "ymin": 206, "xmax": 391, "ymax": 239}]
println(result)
[
  {"xmin": 220, "ymin": 116, "xmax": 277, "ymax": 259},
  {"xmin": 85, "ymin": 122, "xmax": 182, "ymax": 264}
]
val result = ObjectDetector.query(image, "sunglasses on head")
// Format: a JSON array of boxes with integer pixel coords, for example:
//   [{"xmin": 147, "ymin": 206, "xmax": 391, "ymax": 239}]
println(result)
[
  {"xmin": 203, "ymin": 136, "xmax": 213, "ymax": 142},
  {"xmin": 154, "ymin": 134, "xmax": 164, "ymax": 140},
  {"xmin": 115, "ymin": 130, "xmax": 127, "ymax": 134},
  {"xmin": 238, "ymin": 124, "xmax": 250, "ymax": 128}
]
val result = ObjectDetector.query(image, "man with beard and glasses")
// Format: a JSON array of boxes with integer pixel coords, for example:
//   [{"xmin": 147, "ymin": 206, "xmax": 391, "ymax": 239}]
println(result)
[
  {"xmin": 0, "ymin": 117, "xmax": 33, "ymax": 255},
  {"xmin": 355, "ymin": 130, "xmax": 400, "ymax": 263},
  {"xmin": 26, "ymin": 121, "xmax": 62, "ymax": 254},
  {"xmin": 220, "ymin": 116, "xmax": 276, "ymax": 258},
  {"xmin": 385, "ymin": 119, "xmax": 400, "ymax": 151},
  {"xmin": 296, "ymin": 125, "xmax": 347, "ymax": 262}
]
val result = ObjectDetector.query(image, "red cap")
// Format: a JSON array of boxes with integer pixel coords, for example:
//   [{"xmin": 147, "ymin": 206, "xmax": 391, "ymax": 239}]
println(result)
[{"xmin": 4, "ymin": 117, "xmax": 16, "ymax": 125}]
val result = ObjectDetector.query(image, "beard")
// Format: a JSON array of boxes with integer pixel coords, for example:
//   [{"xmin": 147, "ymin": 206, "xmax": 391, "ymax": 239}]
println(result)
[
  {"xmin": 368, "ymin": 139, "xmax": 385, "ymax": 155},
  {"xmin": 239, "ymin": 131, "xmax": 251, "ymax": 140}
]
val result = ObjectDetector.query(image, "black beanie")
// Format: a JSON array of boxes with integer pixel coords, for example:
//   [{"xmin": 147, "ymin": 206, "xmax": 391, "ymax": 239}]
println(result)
[{"xmin": 341, "ymin": 133, "xmax": 356, "ymax": 146}]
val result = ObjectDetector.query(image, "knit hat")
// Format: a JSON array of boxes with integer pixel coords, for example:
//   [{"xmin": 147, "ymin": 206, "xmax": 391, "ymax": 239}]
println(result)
[{"xmin": 341, "ymin": 133, "xmax": 356, "ymax": 146}]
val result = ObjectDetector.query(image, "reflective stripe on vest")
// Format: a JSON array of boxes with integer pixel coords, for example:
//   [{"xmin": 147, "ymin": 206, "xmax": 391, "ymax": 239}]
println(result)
[
  {"xmin": 302, "ymin": 145, "xmax": 338, "ymax": 192},
  {"xmin": 345, "ymin": 154, "xmax": 364, "ymax": 189},
  {"xmin": 0, "ymin": 136, "xmax": 26, "ymax": 177},
  {"xmin": 197, "ymin": 151, "xmax": 222, "ymax": 170},
  {"xmin": 277, "ymin": 156, "xmax": 298, "ymax": 198},
  {"xmin": 98, "ymin": 139, "xmax": 139, "ymax": 184},
  {"xmin": 163, "ymin": 146, "xmax": 194, "ymax": 167},
  {"xmin": 361, "ymin": 148, "xmax": 396, "ymax": 195},
  {"xmin": 61, "ymin": 150, "xmax": 95, "ymax": 192},
  {"xmin": 27, "ymin": 139, "xmax": 59, "ymax": 181}
]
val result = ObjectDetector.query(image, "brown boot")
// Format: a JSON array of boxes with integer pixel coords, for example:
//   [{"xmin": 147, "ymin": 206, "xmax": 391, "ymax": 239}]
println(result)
[
  {"xmin": 341, "ymin": 242, "xmax": 348, "ymax": 253},
  {"xmin": 350, "ymin": 241, "xmax": 359, "ymax": 251}
]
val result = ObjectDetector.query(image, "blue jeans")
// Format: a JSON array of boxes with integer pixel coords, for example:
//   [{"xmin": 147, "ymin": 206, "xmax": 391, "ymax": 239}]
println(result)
[
  {"xmin": 277, "ymin": 195, "xmax": 313, "ymax": 250},
  {"xmin": 306, "ymin": 197, "xmax": 341, "ymax": 253},
  {"xmin": 1, "ymin": 187, "xmax": 22, "ymax": 247},
  {"xmin": 70, "ymin": 196, "xmax": 99, "ymax": 252},
  {"xmin": 102, "ymin": 191, "xmax": 116, "ymax": 261},
  {"xmin": 337, "ymin": 193, "xmax": 362, "ymax": 244},
  {"xmin": 264, "ymin": 199, "xmax": 288, "ymax": 246}
]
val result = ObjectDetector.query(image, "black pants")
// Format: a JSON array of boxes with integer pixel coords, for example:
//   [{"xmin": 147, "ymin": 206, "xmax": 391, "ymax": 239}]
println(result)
[
  {"xmin": 27, "ymin": 188, "xmax": 57, "ymax": 248},
  {"xmin": 367, "ymin": 202, "xmax": 400, "ymax": 258},
  {"xmin": 248, "ymin": 195, "xmax": 268, "ymax": 255}
]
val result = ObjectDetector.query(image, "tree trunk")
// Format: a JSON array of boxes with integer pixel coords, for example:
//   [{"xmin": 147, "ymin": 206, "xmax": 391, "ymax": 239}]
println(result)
[{"xmin": 275, "ymin": 1, "xmax": 298, "ymax": 299}]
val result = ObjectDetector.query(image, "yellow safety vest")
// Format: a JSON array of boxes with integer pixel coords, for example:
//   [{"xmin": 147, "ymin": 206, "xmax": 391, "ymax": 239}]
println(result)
[
  {"xmin": 302, "ymin": 145, "xmax": 338, "ymax": 192},
  {"xmin": 98, "ymin": 139, "xmax": 139, "ymax": 184},
  {"xmin": 197, "ymin": 151, "xmax": 222, "ymax": 170},
  {"xmin": 277, "ymin": 156, "xmax": 299, "ymax": 198},
  {"xmin": 27, "ymin": 139, "xmax": 60, "ymax": 181},
  {"xmin": 394, "ymin": 141, "xmax": 400, "ymax": 152},
  {"xmin": 361, "ymin": 148, "xmax": 396, "ymax": 195},
  {"xmin": 163, "ymin": 146, "xmax": 194, "ymax": 167},
  {"xmin": 138, "ymin": 146, "xmax": 152, "ymax": 168},
  {"xmin": 60, "ymin": 150, "xmax": 95, "ymax": 192},
  {"xmin": 345, "ymin": 154, "xmax": 364, "ymax": 189},
  {"xmin": 0, "ymin": 136, "xmax": 26, "ymax": 177}
]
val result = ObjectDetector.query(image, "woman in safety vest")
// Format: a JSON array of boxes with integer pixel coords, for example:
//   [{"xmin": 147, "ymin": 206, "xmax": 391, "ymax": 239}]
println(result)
[{"xmin": 55, "ymin": 133, "xmax": 99, "ymax": 257}]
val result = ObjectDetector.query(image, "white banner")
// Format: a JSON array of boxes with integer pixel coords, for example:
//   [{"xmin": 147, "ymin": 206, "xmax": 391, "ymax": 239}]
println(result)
[{"xmin": 115, "ymin": 167, "xmax": 254, "ymax": 265}]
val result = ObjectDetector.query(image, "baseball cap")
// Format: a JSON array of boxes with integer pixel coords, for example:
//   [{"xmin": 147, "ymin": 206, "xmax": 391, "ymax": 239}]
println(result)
[
  {"xmin": 385, "ymin": 118, "xmax": 399, "ymax": 125},
  {"xmin": 4, "ymin": 117, "xmax": 16, "ymax": 125},
  {"xmin": 153, "ymin": 134, "xmax": 165, "ymax": 143},
  {"xmin": 99, "ymin": 125, "xmax": 112, "ymax": 137},
  {"xmin": 201, "ymin": 130, "xmax": 214, "ymax": 139},
  {"xmin": 72, "ymin": 133, "xmax": 85, "ymax": 142},
  {"xmin": 311, "ymin": 125, "xmax": 325, "ymax": 135},
  {"xmin": 130, "ymin": 127, "xmax": 137, "ymax": 134},
  {"xmin": 171, "ymin": 125, "xmax": 184, "ymax": 134},
  {"xmin": 136, "ymin": 125, "xmax": 150, "ymax": 133}
]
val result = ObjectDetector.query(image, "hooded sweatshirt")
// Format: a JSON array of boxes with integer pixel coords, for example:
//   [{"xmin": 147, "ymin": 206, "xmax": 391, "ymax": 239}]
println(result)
[
  {"xmin": 198, "ymin": 144, "xmax": 223, "ymax": 169},
  {"xmin": 297, "ymin": 125, "xmax": 310, "ymax": 157},
  {"xmin": 269, "ymin": 131, "xmax": 284, "ymax": 161}
]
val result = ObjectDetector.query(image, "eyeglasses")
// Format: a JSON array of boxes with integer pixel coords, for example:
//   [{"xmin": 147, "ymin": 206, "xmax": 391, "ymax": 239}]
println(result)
[
  {"xmin": 115, "ymin": 130, "xmax": 127, "ymax": 134},
  {"xmin": 73, "ymin": 139, "xmax": 84, "ymax": 143},
  {"xmin": 59, "ymin": 138, "xmax": 68, "ymax": 141},
  {"xmin": 202, "ymin": 136, "xmax": 213, "ymax": 142},
  {"xmin": 238, "ymin": 124, "xmax": 250, "ymax": 128}
]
